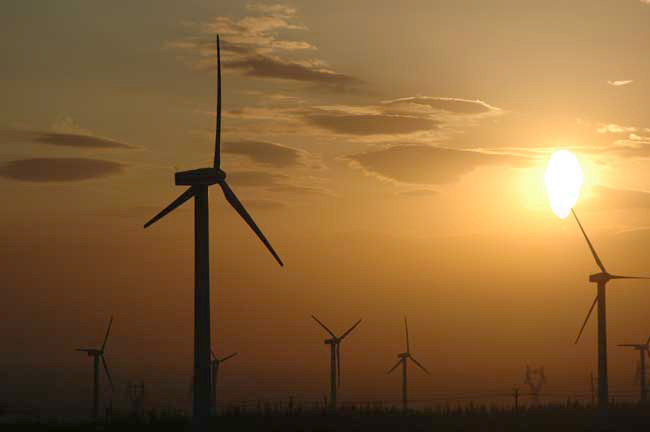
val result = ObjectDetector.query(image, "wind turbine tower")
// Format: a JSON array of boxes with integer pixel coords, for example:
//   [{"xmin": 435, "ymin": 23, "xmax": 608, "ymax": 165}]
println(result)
[
  {"xmin": 210, "ymin": 351, "xmax": 238, "ymax": 415},
  {"xmin": 618, "ymin": 336, "xmax": 650, "ymax": 403},
  {"xmin": 144, "ymin": 35, "xmax": 283, "ymax": 426},
  {"xmin": 386, "ymin": 317, "xmax": 429, "ymax": 411},
  {"xmin": 311, "ymin": 315, "xmax": 362, "ymax": 412},
  {"xmin": 570, "ymin": 209, "xmax": 650, "ymax": 415},
  {"xmin": 76, "ymin": 316, "xmax": 114, "ymax": 422}
]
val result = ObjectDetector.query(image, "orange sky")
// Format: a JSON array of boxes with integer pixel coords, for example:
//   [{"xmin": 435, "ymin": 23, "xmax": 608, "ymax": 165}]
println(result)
[{"xmin": 1, "ymin": 0, "xmax": 650, "ymax": 416}]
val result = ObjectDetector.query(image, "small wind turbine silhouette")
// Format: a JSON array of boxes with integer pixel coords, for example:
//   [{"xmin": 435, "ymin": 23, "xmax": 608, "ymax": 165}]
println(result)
[
  {"xmin": 210, "ymin": 350, "xmax": 238, "ymax": 415},
  {"xmin": 570, "ymin": 209, "xmax": 650, "ymax": 413},
  {"xmin": 618, "ymin": 336, "xmax": 650, "ymax": 403},
  {"xmin": 311, "ymin": 315, "xmax": 362, "ymax": 412},
  {"xmin": 144, "ymin": 35, "xmax": 283, "ymax": 425},
  {"xmin": 386, "ymin": 317, "xmax": 429, "ymax": 411},
  {"xmin": 76, "ymin": 316, "xmax": 114, "ymax": 422}
]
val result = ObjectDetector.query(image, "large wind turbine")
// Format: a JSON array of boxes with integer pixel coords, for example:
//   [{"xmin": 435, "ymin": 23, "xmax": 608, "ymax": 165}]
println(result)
[
  {"xmin": 571, "ymin": 209, "xmax": 650, "ymax": 414},
  {"xmin": 210, "ymin": 350, "xmax": 238, "ymax": 415},
  {"xmin": 76, "ymin": 316, "xmax": 114, "ymax": 422},
  {"xmin": 618, "ymin": 336, "xmax": 650, "ymax": 403},
  {"xmin": 386, "ymin": 317, "xmax": 429, "ymax": 411},
  {"xmin": 144, "ymin": 35, "xmax": 283, "ymax": 425},
  {"xmin": 311, "ymin": 315, "xmax": 362, "ymax": 412}
]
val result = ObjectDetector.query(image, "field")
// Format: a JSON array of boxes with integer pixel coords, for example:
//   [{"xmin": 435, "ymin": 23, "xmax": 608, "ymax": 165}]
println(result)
[{"xmin": 3, "ymin": 403, "xmax": 650, "ymax": 432}]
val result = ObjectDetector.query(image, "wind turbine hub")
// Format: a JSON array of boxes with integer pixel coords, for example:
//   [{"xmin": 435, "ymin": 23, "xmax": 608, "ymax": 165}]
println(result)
[
  {"xmin": 589, "ymin": 272, "xmax": 610, "ymax": 283},
  {"xmin": 175, "ymin": 167, "xmax": 226, "ymax": 186}
]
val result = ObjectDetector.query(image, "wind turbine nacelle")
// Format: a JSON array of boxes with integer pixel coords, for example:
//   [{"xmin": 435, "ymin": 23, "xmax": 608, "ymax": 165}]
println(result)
[
  {"xmin": 398, "ymin": 352, "xmax": 409, "ymax": 359},
  {"xmin": 589, "ymin": 272, "xmax": 610, "ymax": 284},
  {"xmin": 175, "ymin": 168, "xmax": 225, "ymax": 186}
]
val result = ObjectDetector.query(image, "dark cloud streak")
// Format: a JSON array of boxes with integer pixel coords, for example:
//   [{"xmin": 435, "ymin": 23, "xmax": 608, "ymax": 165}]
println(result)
[
  {"xmin": 0, "ymin": 158, "xmax": 125, "ymax": 182},
  {"xmin": 347, "ymin": 145, "xmax": 529, "ymax": 185}
]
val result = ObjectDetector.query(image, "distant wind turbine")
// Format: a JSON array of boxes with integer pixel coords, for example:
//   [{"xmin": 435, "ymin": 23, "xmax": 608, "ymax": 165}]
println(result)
[
  {"xmin": 210, "ymin": 350, "xmax": 238, "ymax": 415},
  {"xmin": 144, "ymin": 34, "xmax": 283, "ymax": 425},
  {"xmin": 76, "ymin": 316, "xmax": 114, "ymax": 422},
  {"xmin": 311, "ymin": 315, "xmax": 362, "ymax": 412},
  {"xmin": 571, "ymin": 209, "xmax": 650, "ymax": 414},
  {"xmin": 618, "ymin": 336, "xmax": 650, "ymax": 403},
  {"xmin": 386, "ymin": 317, "xmax": 429, "ymax": 411}
]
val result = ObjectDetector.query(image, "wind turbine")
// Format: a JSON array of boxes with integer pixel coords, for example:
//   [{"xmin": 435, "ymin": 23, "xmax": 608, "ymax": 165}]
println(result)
[
  {"xmin": 210, "ymin": 350, "xmax": 238, "ymax": 415},
  {"xmin": 311, "ymin": 315, "xmax": 362, "ymax": 412},
  {"xmin": 386, "ymin": 317, "xmax": 429, "ymax": 411},
  {"xmin": 144, "ymin": 35, "xmax": 283, "ymax": 425},
  {"xmin": 76, "ymin": 316, "xmax": 114, "ymax": 422},
  {"xmin": 618, "ymin": 336, "xmax": 650, "ymax": 403},
  {"xmin": 571, "ymin": 209, "xmax": 650, "ymax": 414}
]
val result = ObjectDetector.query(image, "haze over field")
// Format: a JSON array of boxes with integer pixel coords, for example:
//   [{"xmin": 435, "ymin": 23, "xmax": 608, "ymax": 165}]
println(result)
[{"xmin": 2, "ymin": 0, "xmax": 650, "ymax": 415}]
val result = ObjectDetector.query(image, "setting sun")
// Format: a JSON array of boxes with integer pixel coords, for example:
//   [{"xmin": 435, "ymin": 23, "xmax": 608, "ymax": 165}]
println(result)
[{"xmin": 544, "ymin": 150, "xmax": 583, "ymax": 219}]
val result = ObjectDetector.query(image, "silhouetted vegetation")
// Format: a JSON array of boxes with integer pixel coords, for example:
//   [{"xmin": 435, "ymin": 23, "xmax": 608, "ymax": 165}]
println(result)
[{"xmin": 3, "ymin": 401, "xmax": 650, "ymax": 431}]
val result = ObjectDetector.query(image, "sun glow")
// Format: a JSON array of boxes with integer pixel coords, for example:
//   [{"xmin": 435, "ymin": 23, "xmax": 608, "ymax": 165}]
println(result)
[{"xmin": 544, "ymin": 150, "xmax": 583, "ymax": 219}]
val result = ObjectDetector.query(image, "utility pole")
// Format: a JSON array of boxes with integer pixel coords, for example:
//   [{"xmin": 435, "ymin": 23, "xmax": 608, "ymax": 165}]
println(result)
[{"xmin": 513, "ymin": 388, "xmax": 520, "ymax": 416}]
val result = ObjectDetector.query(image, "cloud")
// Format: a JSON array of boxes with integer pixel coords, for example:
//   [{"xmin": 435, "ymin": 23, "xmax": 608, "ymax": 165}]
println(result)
[
  {"xmin": 305, "ymin": 112, "xmax": 438, "ymax": 136},
  {"xmin": 399, "ymin": 189, "xmax": 439, "ymax": 197},
  {"xmin": 227, "ymin": 170, "xmax": 288, "ymax": 187},
  {"xmin": 34, "ymin": 133, "xmax": 132, "ymax": 149},
  {"xmin": 225, "ymin": 55, "xmax": 361, "ymax": 87},
  {"xmin": 0, "ymin": 158, "xmax": 125, "ymax": 182},
  {"xmin": 1, "ymin": 129, "xmax": 132, "ymax": 149},
  {"xmin": 170, "ymin": 3, "xmax": 362, "ymax": 90},
  {"xmin": 242, "ymin": 199, "xmax": 286, "ymax": 211},
  {"xmin": 223, "ymin": 140, "xmax": 308, "ymax": 168},
  {"xmin": 596, "ymin": 123, "xmax": 637, "ymax": 134},
  {"xmin": 266, "ymin": 184, "xmax": 332, "ymax": 196},
  {"xmin": 383, "ymin": 97, "xmax": 498, "ymax": 115},
  {"xmin": 346, "ymin": 145, "xmax": 529, "ymax": 185},
  {"xmin": 226, "ymin": 170, "xmax": 330, "ymax": 197},
  {"xmin": 607, "ymin": 80, "xmax": 633, "ymax": 87}
]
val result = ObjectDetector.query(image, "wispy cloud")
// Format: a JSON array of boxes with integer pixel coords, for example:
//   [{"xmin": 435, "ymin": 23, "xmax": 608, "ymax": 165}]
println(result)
[
  {"xmin": 223, "ymin": 139, "xmax": 312, "ymax": 168},
  {"xmin": 1, "ymin": 128, "xmax": 132, "ymax": 150},
  {"xmin": 169, "ymin": 3, "xmax": 362, "ymax": 90},
  {"xmin": 345, "ymin": 145, "xmax": 530, "ymax": 185},
  {"xmin": 607, "ymin": 80, "xmax": 633, "ymax": 86},
  {"xmin": 225, "ymin": 95, "xmax": 502, "ymax": 143},
  {"xmin": 0, "ymin": 158, "xmax": 125, "ymax": 182}
]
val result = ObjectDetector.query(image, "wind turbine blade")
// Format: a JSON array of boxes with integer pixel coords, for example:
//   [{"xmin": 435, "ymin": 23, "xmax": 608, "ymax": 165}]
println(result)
[
  {"xmin": 618, "ymin": 344, "xmax": 641, "ymax": 348},
  {"xmin": 340, "ymin": 319, "xmax": 362, "ymax": 340},
  {"xmin": 220, "ymin": 352, "xmax": 238, "ymax": 363},
  {"xmin": 213, "ymin": 34, "xmax": 221, "ymax": 169},
  {"xmin": 144, "ymin": 187, "xmax": 195, "ymax": 228},
  {"xmin": 409, "ymin": 355, "xmax": 430, "ymax": 375},
  {"xmin": 571, "ymin": 209, "xmax": 607, "ymax": 273},
  {"xmin": 387, "ymin": 359, "xmax": 401, "ymax": 374},
  {"xmin": 609, "ymin": 275, "xmax": 650, "ymax": 280},
  {"xmin": 574, "ymin": 295, "xmax": 598, "ymax": 344},
  {"xmin": 101, "ymin": 355, "xmax": 114, "ymax": 391},
  {"xmin": 219, "ymin": 181, "xmax": 283, "ymax": 266},
  {"xmin": 337, "ymin": 344, "xmax": 341, "ymax": 386},
  {"xmin": 76, "ymin": 348, "xmax": 93, "ymax": 352},
  {"xmin": 646, "ymin": 335, "xmax": 650, "ymax": 346},
  {"xmin": 404, "ymin": 316, "xmax": 410, "ymax": 353},
  {"xmin": 101, "ymin": 316, "xmax": 113, "ymax": 352},
  {"xmin": 211, "ymin": 349, "xmax": 217, "ymax": 361},
  {"xmin": 311, "ymin": 315, "xmax": 336, "ymax": 338}
]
